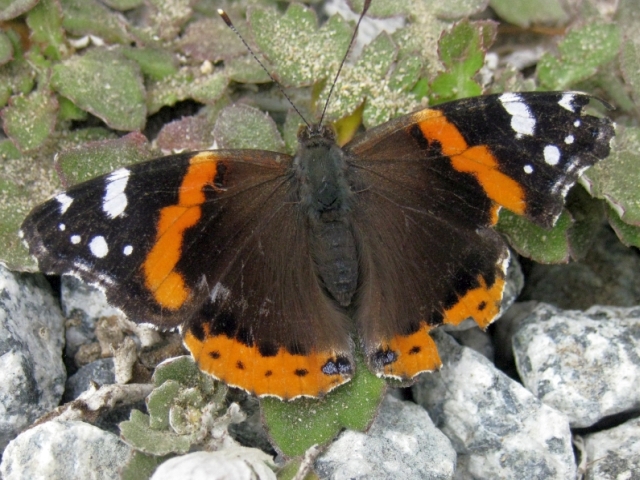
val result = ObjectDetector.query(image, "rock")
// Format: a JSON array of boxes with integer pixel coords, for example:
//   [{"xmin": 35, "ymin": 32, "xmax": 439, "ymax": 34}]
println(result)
[
  {"xmin": 512, "ymin": 303, "xmax": 640, "ymax": 428},
  {"xmin": 0, "ymin": 420, "xmax": 132, "ymax": 479},
  {"xmin": 492, "ymin": 301, "xmax": 539, "ymax": 375},
  {"xmin": 63, "ymin": 358, "xmax": 116, "ymax": 402},
  {"xmin": 61, "ymin": 275, "xmax": 122, "ymax": 362},
  {"xmin": 447, "ymin": 327, "xmax": 494, "ymax": 362},
  {"xmin": 0, "ymin": 265, "xmax": 66, "ymax": 451},
  {"xmin": 413, "ymin": 330, "xmax": 575, "ymax": 480},
  {"xmin": 581, "ymin": 417, "xmax": 640, "ymax": 480},
  {"xmin": 314, "ymin": 394, "xmax": 456, "ymax": 480},
  {"xmin": 151, "ymin": 447, "xmax": 276, "ymax": 480}
]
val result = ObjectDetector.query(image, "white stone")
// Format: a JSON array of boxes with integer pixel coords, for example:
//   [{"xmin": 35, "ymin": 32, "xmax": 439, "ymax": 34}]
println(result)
[
  {"xmin": 315, "ymin": 394, "xmax": 456, "ymax": 479},
  {"xmin": 0, "ymin": 420, "xmax": 131, "ymax": 479},
  {"xmin": 0, "ymin": 265, "xmax": 65, "ymax": 450},
  {"xmin": 413, "ymin": 331, "xmax": 575, "ymax": 480},
  {"xmin": 512, "ymin": 304, "xmax": 640, "ymax": 428},
  {"xmin": 582, "ymin": 417, "xmax": 640, "ymax": 480},
  {"xmin": 151, "ymin": 447, "xmax": 276, "ymax": 480}
]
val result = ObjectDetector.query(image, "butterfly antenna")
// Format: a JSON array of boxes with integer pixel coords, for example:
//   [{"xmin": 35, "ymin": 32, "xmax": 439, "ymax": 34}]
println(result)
[
  {"xmin": 319, "ymin": 0, "xmax": 371, "ymax": 125},
  {"xmin": 218, "ymin": 9, "xmax": 312, "ymax": 129}
]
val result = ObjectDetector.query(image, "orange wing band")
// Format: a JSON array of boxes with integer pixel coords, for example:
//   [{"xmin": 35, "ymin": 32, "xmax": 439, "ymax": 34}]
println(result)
[
  {"xmin": 184, "ymin": 325, "xmax": 352, "ymax": 400},
  {"xmin": 379, "ymin": 323, "xmax": 442, "ymax": 380},
  {"xmin": 143, "ymin": 152, "xmax": 220, "ymax": 310},
  {"xmin": 443, "ymin": 274, "xmax": 505, "ymax": 329},
  {"xmin": 415, "ymin": 109, "xmax": 526, "ymax": 217}
]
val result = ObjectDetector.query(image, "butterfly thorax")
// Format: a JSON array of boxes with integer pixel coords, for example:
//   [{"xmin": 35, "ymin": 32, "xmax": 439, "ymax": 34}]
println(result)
[{"xmin": 294, "ymin": 124, "xmax": 358, "ymax": 308}]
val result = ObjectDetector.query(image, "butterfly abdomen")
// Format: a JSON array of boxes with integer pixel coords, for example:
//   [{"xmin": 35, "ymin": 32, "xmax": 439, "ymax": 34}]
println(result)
[{"xmin": 295, "ymin": 126, "xmax": 359, "ymax": 307}]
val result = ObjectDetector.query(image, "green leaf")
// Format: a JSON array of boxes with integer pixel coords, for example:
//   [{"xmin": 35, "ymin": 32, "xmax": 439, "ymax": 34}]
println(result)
[
  {"xmin": 607, "ymin": 205, "xmax": 640, "ymax": 249},
  {"xmin": 120, "ymin": 46, "xmax": 178, "ymax": 81},
  {"xmin": 102, "ymin": 0, "xmax": 144, "ymax": 10},
  {"xmin": 497, "ymin": 209, "xmax": 573, "ymax": 263},
  {"xmin": 226, "ymin": 56, "xmax": 272, "ymax": 84},
  {"xmin": 178, "ymin": 17, "xmax": 249, "ymax": 63},
  {"xmin": 120, "ymin": 451, "xmax": 169, "ymax": 480},
  {"xmin": 57, "ymin": 95, "xmax": 88, "ymax": 121},
  {"xmin": 489, "ymin": 0, "xmax": 568, "ymax": 27},
  {"xmin": 26, "ymin": 0, "xmax": 67, "ymax": 61},
  {"xmin": 620, "ymin": 36, "xmax": 640, "ymax": 108},
  {"xmin": 148, "ymin": 380, "xmax": 182, "ymax": 430},
  {"xmin": 537, "ymin": 23, "xmax": 621, "ymax": 90},
  {"xmin": 0, "ymin": 58, "xmax": 36, "ymax": 108},
  {"xmin": 119, "ymin": 410, "xmax": 193, "ymax": 456},
  {"xmin": 0, "ymin": 0, "xmax": 38, "ymax": 22},
  {"xmin": 146, "ymin": 67, "xmax": 228, "ymax": 114},
  {"xmin": 261, "ymin": 349, "xmax": 386, "ymax": 457},
  {"xmin": 249, "ymin": 4, "xmax": 352, "ymax": 88},
  {"xmin": 430, "ymin": 20, "xmax": 497, "ymax": 104},
  {"xmin": 51, "ymin": 49, "xmax": 146, "ymax": 131},
  {"xmin": 318, "ymin": 32, "xmax": 422, "ymax": 128},
  {"xmin": 431, "ymin": 0, "xmax": 489, "ymax": 20},
  {"xmin": 213, "ymin": 104, "xmax": 284, "ymax": 152},
  {"xmin": 57, "ymin": 132, "xmax": 153, "ymax": 185},
  {"xmin": 60, "ymin": 0, "xmax": 131, "ymax": 44},
  {"xmin": 1, "ymin": 88, "xmax": 58, "ymax": 151},
  {"xmin": 0, "ymin": 30, "xmax": 13, "ymax": 66},
  {"xmin": 349, "ymin": 0, "xmax": 412, "ymax": 17},
  {"xmin": 132, "ymin": 0, "xmax": 193, "ymax": 43},
  {"xmin": 582, "ymin": 125, "xmax": 640, "ymax": 227},
  {"xmin": 152, "ymin": 355, "xmax": 213, "ymax": 390},
  {"xmin": 565, "ymin": 185, "xmax": 605, "ymax": 260},
  {"xmin": 0, "ymin": 141, "xmax": 39, "ymax": 270}
]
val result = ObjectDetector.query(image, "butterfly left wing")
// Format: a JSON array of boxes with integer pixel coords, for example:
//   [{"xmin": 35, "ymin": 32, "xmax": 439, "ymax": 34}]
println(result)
[
  {"xmin": 343, "ymin": 92, "xmax": 614, "ymax": 381},
  {"xmin": 21, "ymin": 150, "xmax": 355, "ymax": 399}
]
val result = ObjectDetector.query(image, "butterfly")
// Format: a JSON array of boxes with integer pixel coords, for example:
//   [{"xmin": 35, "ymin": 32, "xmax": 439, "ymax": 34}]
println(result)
[{"xmin": 20, "ymin": 87, "xmax": 614, "ymax": 400}]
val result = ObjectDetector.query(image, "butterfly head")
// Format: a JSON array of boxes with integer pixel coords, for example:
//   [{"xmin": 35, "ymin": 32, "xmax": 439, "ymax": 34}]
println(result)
[{"xmin": 298, "ymin": 123, "xmax": 337, "ymax": 145}]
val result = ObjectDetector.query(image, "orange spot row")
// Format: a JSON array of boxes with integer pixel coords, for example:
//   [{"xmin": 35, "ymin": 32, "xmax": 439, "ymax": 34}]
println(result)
[
  {"xmin": 443, "ymin": 274, "xmax": 505, "ymax": 329},
  {"xmin": 414, "ymin": 109, "xmax": 525, "ymax": 216},
  {"xmin": 184, "ymin": 325, "xmax": 351, "ymax": 399},
  {"xmin": 143, "ymin": 153, "xmax": 220, "ymax": 310},
  {"xmin": 379, "ymin": 323, "xmax": 442, "ymax": 380}
]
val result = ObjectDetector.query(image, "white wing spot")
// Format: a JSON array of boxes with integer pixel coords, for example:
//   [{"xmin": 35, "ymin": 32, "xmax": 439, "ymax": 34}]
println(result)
[
  {"xmin": 544, "ymin": 145, "xmax": 561, "ymax": 166},
  {"xmin": 574, "ymin": 119, "xmax": 581, "ymax": 127},
  {"xmin": 524, "ymin": 165, "xmax": 534, "ymax": 174},
  {"xmin": 56, "ymin": 194, "xmax": 74, "ymax": 214},
  {"xmin": 70, "ymin": 235, "xmax": 81, "ymax": 244},
  {"xmin": 123, "ymin": 245, "xmax": 133, "ymax": 256},
  {"xmin": 58, "ymin": 223, "xmax": 66, "ymax": 231},
  {"xmin": 564, "ymin": 134, "xmax": 575, "ymax": 144},
  {"xmin": 499, "ymin": 93, "xmax": 536, "ymax": 136},
  {"xmin": 102, "ymin": 168, "xmax": 130, "ymax": 219},
  {"xmin": 558, "ymin": 93, "xmax": 576, "ymax": 112},
  {"xmin": 89, "ymin": 235, "xmax": 109, "ymax": 258}
]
